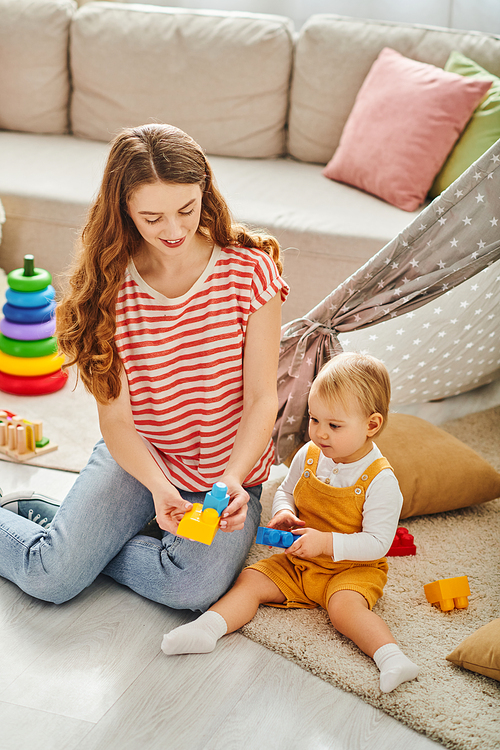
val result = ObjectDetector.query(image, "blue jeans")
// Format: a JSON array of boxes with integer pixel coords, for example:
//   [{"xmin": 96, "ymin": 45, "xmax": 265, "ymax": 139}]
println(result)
[{"xmin": 0, "ymin": 439, "xmax": 262, "ymax": 611}]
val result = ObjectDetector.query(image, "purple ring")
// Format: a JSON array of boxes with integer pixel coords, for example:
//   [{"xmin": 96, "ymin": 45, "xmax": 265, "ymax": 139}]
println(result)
[{"xmin": 0, "ymin": 318, "xmax": 56, "ymax": 341}]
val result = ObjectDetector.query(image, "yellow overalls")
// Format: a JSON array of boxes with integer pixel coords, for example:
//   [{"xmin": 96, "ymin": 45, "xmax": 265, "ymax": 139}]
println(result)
[{"xmin": 248, "ymin": 443, "xmax": 390, "ymax": 610}]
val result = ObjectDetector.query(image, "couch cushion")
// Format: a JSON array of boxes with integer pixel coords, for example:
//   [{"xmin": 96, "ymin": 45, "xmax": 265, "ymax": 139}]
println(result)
[
  {"xmin": 376, "ymin": 413, "xmax": 500, "ymax": 518},
  {"xmin": 70, "ymin": 3, "xmax": 293, "ymax": 158},
  {"xmin": 0, "ymin": 132, "xmax": 110, "ymax": 283},
  {"xmin": 288, "ymin": 14, "xmax": 500, "ymax": 165},
  {"xmin": 430, "ymin": 52, "xmax": 500, "ymax": 196},
  {"xmin": 322, "ymin": 47, "xmax": 491, "ymax": 211},
  {"xmin": 447, "ymin": 619, "xmax": 500, "ymax": 681},
  {"xmin": 0, "ymin": 0, "xmax": 75, "ymax": 135}
]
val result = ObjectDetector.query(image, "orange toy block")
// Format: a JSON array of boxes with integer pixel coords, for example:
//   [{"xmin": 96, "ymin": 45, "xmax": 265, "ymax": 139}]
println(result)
[
  {"xmin": 424, "ymin": 576, "xmax": 470, "ymax": 612},
  {"xmin": 176, "ymin": 504, "xmax": 221, "ymax": 545},
  {"xmin": 176, "ymin": 482, "xmax": 230, "ymax": 545}
]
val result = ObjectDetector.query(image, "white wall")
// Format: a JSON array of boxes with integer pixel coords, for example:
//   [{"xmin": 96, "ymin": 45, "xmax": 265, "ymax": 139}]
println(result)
[{"xmin": 120, "ymin": 0, "xmax": 500, "ymax": 34}]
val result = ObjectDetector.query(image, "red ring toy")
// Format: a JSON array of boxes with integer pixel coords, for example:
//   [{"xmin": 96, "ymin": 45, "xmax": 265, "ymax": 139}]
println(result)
[{"xmin": 0, "ymin": 369, "xmax": 68, "ymax": 395}]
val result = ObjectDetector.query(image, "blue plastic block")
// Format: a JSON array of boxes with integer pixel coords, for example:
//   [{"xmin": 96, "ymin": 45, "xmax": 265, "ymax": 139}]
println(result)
[
  {"xmin": 256, "ymin": 526, "xmax": 299, "ymax": 549},
  {"xmin": 203, "ymin": 482, "xmax": 230, "ymax": 515}
]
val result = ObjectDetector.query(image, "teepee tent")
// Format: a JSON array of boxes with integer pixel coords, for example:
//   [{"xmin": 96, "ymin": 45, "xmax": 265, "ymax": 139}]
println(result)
[{"xmin": 273, "ymin": 139, "xmax": 500, "ymax": 464}]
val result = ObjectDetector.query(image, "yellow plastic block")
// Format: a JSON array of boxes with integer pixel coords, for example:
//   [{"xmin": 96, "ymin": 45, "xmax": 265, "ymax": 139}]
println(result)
[
  {"xmin": 176, "ymin": 504, "xmax": 221, "ymax": 545},
  {"xmin": 424, "ymin": 576, "xmax": 470, "ymax": 611}
]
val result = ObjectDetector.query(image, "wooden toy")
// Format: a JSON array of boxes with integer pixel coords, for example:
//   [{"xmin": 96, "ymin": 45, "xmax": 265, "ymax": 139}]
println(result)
[{"xmin": 0, "ymin": 409, "xmax": 57, "ymax": 462}]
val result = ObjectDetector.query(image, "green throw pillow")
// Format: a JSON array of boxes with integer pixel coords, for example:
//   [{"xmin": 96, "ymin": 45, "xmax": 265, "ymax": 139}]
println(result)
[{"xmin": 430, "ymin": 51, "xmax": 500, "ymax": 197}]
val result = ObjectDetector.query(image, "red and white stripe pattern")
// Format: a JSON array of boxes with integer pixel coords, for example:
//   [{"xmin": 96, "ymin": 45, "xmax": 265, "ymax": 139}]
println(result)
[{"xmin": 115, "ymin": 246, "xmax": 288, "ymax": 491}]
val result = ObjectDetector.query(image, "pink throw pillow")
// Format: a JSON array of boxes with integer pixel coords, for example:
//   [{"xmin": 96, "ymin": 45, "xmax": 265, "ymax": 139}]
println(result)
[{"xmin": 323, "ymin": 48, "xmax": 491, "ymax": 211}]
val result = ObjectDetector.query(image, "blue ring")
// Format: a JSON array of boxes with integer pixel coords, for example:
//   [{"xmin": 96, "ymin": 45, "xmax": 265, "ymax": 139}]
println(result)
[
  {"xmin": 5, "ymin": 285, "xmax": 55, "ymax": 309},
  {"xmin": 3, "ymin": 300, "xmax": 56, "ymax": 324}
]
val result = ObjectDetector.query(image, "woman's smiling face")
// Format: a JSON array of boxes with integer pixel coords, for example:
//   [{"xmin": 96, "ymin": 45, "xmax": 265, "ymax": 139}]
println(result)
[{"xmin": 127, "ymin": 181, "xmax": 203, "ymax": 257}]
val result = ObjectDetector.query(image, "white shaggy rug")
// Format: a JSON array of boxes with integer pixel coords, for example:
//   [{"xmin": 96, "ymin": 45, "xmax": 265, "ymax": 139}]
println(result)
[{"xmin": 242, "ymin": 407, "xmax": 500, "ymax": 750}]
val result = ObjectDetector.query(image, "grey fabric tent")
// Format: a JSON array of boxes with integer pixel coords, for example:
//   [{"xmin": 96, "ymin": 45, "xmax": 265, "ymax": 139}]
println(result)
[{"xmin": 273, "ymin": 139, "xmax": 500, "ymax": 464}]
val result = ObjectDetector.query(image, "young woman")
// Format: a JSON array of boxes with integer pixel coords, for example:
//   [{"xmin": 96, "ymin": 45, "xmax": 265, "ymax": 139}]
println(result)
[{"xmin": 0, "ymin": 123, "xmax": 288, "ymax": 611}]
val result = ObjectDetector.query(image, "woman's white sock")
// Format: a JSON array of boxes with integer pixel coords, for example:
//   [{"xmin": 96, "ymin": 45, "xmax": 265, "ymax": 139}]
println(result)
[
  {"xmin": 373, "ymin": 643, "xmax": 419, "ymax": 693},
  {"xmin": 161, "ymin": 611, "xmax": 228, "ymax": 655}
]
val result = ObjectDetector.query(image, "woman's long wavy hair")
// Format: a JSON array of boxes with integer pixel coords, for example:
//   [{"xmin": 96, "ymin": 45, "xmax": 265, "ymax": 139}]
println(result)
[{"xmin": 57, "ymin": 123, "xmax": 283, "ymax": 404}]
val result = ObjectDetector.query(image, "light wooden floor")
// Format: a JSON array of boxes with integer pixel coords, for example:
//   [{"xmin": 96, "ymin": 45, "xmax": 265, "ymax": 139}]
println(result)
[{"xmin": 0, "ymin": 461, "xmax": 443, "ymax": 750}]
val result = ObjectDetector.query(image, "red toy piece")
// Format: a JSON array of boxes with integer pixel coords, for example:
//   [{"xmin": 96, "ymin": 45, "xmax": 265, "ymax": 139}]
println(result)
[
  {"xmin": 0, "ymin": 369, "xmax": 68, "ymax": 396},
  {"xmin": 386, "ymin": 527, "xmax": 416, "ymax": 556}
]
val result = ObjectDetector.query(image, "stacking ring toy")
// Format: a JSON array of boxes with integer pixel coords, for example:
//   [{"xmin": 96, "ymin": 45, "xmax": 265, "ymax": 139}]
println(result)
[
  {"xmin": 0, "ymin": 350, "xmax": 64, "ymax": 376},
  {"xmin": 5, "ymin": 285, "xmax": 55, "ymax": 309},
  {"xmin": 3, "ymin": 300, "xmax": 56, "ymax": 324},
  {"xmin": 8, "ymin": 267, "xmax": 52, "ymax": 293},
  {"xmin": 0, "ymin": 334, "xmax": 57, "ymax": 359},
  {"xmin": 0, "ymin": 318, "xmax": 56, "ymax": 341},
  {"xmin": 0, "ymin": 369, "xmax": 68, "ymax": 396}
]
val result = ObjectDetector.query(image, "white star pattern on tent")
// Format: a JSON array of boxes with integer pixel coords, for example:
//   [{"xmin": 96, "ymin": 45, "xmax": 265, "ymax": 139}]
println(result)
[{"xmin": 339, "ymin": 263, "xmax": 499, "ymax": 404}]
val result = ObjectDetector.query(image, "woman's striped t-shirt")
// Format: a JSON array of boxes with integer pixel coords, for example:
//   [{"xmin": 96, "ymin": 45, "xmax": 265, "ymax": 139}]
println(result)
[{"xmin": 114, "ymin": 245, "xmax": 289, "ymax": 492}]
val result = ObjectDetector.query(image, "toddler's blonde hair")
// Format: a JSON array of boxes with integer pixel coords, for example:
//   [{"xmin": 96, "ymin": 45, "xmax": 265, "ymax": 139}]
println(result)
[{"xmin": 310, "ymin": 352, "xmax": 391, "ymax": 434}]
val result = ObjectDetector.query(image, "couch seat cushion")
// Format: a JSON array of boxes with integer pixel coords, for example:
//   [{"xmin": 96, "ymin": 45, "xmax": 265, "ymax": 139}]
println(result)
[
  {"xmin": 0, "ymin": 132, "xmax": 419, "ymax": 323},
  {"xmin": 0, "ymin": 132, "xmax": 110, "ymax": 282}
]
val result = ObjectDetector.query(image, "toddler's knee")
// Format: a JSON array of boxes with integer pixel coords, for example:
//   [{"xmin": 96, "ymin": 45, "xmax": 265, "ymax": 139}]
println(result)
[{"xmin": 328, "ymin": 590, "xmax": 350, "ymax": 625}]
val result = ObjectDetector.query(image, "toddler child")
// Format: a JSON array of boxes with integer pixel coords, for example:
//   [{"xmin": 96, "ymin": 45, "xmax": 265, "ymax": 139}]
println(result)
[{"xmin": 162, "ymin": 352, "xmax": 419, "ymax": 693}]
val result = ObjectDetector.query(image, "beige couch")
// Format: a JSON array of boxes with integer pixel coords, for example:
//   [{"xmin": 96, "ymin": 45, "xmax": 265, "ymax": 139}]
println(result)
[{"xmin": 1, "ymin": 0, "xmax": 500, "ymax": 323}]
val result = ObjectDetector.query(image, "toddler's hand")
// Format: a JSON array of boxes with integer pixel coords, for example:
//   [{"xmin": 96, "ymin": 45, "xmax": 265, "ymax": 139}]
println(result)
[
  {"xmin": 268, "ymin": 509, "xmax": 305, "ymax": 531},
  {"xmin": 288, "ymin": 528, "xmax": 332, "ymax": 559}
]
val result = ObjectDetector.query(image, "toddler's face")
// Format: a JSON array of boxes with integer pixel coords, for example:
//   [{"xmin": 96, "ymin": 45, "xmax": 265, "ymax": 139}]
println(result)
[{"xmin": 308, "ymin": 391, "xmax": 379, "ymax": 464}]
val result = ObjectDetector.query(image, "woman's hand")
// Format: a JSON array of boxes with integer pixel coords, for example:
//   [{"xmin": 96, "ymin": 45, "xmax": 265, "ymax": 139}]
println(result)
[
  {"xmin": 154, "ymin": 488, "xmax": 193, "ymax": 534},
  {"xmin": 267, "ymin": 509, "xmax": 305, "ymax": 532},
  {"xmin": 287, "ymin": 528, "xmax": 332, "ymax": 559},
  {"xmin": 218, "ymin": 476, "xmax": 249, "ymax": 533}
]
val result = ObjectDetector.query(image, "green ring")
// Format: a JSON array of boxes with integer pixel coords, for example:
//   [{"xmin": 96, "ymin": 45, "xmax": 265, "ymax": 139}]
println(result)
[
  {"xmin": 0, "ymin": 334, "xmax": 58, "ymax": 358},
  {"xmin": 8, "ymin": 267, "xmax": 52, "ymax": 292}
]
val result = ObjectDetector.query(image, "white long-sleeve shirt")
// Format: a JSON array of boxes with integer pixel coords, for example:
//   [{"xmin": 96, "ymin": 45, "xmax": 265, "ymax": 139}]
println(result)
[{"xmin": 272, "ymin": 443, "xmax": 403, "ymax": 562}]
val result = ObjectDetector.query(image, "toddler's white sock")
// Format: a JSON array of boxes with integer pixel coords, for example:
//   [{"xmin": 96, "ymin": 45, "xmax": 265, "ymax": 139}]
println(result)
[
  {"xmin": 373, "ymin": 643, "xmax": 419, "ymax": 693},
  {"xmin": 161, "ymin": 611, "xmax": 228, "ymax": 655}
]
